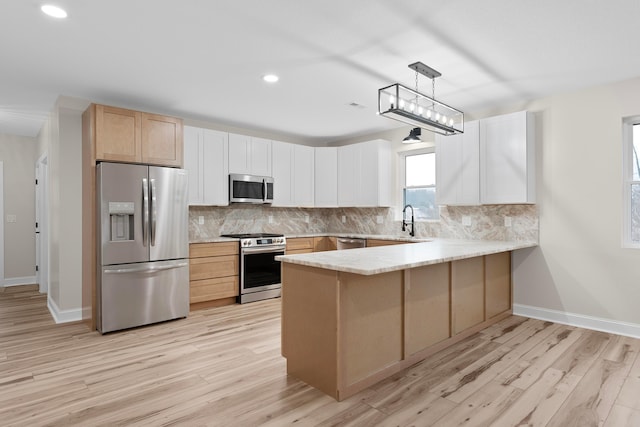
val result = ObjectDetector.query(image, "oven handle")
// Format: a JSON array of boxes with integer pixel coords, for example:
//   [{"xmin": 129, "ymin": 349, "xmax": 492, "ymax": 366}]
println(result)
[{"xmin": 241, "ymin": 246, "xmax": 286, "ymax": 255}]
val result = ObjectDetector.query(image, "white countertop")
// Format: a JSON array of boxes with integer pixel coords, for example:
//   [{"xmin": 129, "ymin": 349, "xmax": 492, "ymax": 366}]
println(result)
[{"xmin": 276, "ymin": 239, "xmax": 537, "ymax": 275}]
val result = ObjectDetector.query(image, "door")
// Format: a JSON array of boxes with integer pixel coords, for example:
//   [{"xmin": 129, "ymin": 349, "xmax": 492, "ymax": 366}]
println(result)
[
  {"xmin": 148, "ymin": 166, "xmax": 188, "ymax": 262},
  {"xmin": 35, "ymin": 155, "xmax": 49, "ymax": 293},
  {"xmin": 99, "ymin": 259, "xmax": 189, "ymax": 333},
  {"xmin": 98, "ymin": 162, "xmax": 149, "ymax": 266}
]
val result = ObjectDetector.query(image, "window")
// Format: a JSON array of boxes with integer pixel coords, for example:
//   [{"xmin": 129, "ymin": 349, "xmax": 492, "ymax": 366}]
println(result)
[
  {"xmin": 623, "ymin": 119, "xmax": 640, "ymax": 247},
  {"xmin": 401, "ymin": 149, "xmax": 438, "ymax": 220}
]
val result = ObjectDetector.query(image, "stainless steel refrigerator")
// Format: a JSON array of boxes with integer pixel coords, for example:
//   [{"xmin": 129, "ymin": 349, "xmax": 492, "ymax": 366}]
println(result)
[{"xmin": 96, "ymin": 162, "xmax": 189, "ymax": 333}]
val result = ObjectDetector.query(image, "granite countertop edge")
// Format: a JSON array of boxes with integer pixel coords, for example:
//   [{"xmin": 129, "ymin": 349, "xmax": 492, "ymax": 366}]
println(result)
[{"xmin": 276, "ymin": 239, "xmax": 538, "ymax": 276}]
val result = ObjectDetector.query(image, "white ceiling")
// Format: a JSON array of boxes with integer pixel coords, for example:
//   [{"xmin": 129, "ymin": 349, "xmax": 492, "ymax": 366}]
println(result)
[{"xmin": 2, "ymin": 1, "xmax": 640, "ymax": 143}]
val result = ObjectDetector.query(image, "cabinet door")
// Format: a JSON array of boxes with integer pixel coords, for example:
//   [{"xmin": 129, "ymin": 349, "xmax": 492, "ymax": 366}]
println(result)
[
  {"xmin": 202, "ymin": 129, "xmax": 229, "ymax": 205},
  {"xmin": 480, "ymin": 111, "xmax": 533, "ymax": 204},
  {"xmin": 337, "ymin": 144, "xmax": 360, "ymax": 206},
  {"xmin": 141, "ymin": 113, "xmax": 183, "ymax": 167},
  {"xmin": 271, "ymin": 141, "xmax": 293, "ymax": 206},
  {"xmin": 251, "ymin": 137, "xmax": 272, "ymax": 176},
  {"xmin": 293, "ymin": 144, "xmax": 314, "ymax": 206},
  {"xmin": 95, "ymin": 104, "xmax": 141, "ymax": 163},
  {"xmin": 184, "ymin": 126, "xmax": 204, "ymax": 205},
  {"xmin": 406, "ymin": 263, "xmax": 450, "ymax": 355},
  {"xmin": 436, "ymin": 120, "xmax": 479, "ymax": 206},
  {"xmin": 485, "ymin": 252, "xmax": 511, "ymax": 318},
  {"xmin": 359, "ymin": 141, "xmax": 379, "ymax": 206},
  {"xmin": 451, "ymin": 256, "xmax": 484, "ymax": 335},
  {"xmin": 228, "ymin": 133, "xmax": 251, "ymax": 174},
  {"xmin": 314, "ymin": 147, "xmax": 338, "ymax": 207}
]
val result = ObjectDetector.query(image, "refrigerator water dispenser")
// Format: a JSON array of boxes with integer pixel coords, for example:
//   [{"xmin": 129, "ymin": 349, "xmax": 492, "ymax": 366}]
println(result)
[{"xmin": 108, "ymin": 202, "xmax": 134, "ymax": 241}]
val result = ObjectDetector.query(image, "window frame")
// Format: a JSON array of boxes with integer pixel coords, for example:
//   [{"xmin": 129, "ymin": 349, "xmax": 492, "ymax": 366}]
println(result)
[
  {"xmin": 398, "ymin": 147, "xmax": 438, "ymax": 221},
  {"xmin": 622, "ymin": 117, "xmax": 640, "ymax": 248}
]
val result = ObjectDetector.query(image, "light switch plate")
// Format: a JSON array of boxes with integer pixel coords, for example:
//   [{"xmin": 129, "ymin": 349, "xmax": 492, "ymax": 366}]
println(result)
[
  {"xmin": 304, "ymin": 214, "xmax": 310, "ymax": 223},
  {"xmin": 268, "ymin": 215, "xmax": 274, "ymax": 224},
  {"xmin": 462, "ymin": 216, "xmax": 471, "ymax": 227},
  {"xmin": 198, "ymin": 216, "xmax": 204, "ymax": 225},
  {"xmin": 376, "ymin": 215, "xmax": 383, "ymax": 224},
  {"xmin": 341, "ymin": 215, "xmax": 346, "ymax": 223},
  {"xmin": 504, "ymin": 216, "xmax": 512, "ymax": 227},
  {"xmin": 6, "ymin": 214, "xmax": 16, "ymax": 223}
]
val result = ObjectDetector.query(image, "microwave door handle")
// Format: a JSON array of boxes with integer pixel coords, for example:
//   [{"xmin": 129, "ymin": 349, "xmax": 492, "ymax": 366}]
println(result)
[
  {"xmin": 263, "ymin": 179, "xmax": 267, "ymax": 202},
  {"xmin": 142, "ymin": 178, "xmax": 149, "ymax": 247},
  {"xmin": 150, "ymin": 178, "xmax": 157, "ymax": 246}
]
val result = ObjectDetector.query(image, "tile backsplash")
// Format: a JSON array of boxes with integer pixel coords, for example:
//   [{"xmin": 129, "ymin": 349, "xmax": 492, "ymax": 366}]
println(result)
[{"xmin": 189, "ymin": 204, "xmax": 538, "ymax": 242}]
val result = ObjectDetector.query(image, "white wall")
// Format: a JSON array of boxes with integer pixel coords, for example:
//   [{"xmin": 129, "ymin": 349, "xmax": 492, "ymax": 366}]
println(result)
[
  {"xmin": 0, "ymin": 133, "xmax": 37, "ymax": 285},
  {"xmin": 36, "ymin": 96, "xmax": 87, "ymax": 321},
  {"xmin": 510, "ymin": 77, "xmax": 640, "ymax": 335}
]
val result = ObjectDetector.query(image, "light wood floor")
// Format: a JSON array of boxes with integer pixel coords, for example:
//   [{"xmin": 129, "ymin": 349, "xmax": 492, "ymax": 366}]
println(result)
[{"xmin": 2, "ymin": 285, "xmax": 640, "ymax": 426}]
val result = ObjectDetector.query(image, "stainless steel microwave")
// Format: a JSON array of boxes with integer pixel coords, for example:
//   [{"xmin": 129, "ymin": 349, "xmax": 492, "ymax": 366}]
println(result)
[{"xmin": 229, "ymin": 174, "xmax": 274, "ymax": 204}]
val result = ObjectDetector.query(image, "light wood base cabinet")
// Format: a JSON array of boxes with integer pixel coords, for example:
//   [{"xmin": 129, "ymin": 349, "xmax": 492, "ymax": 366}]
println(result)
[
  {"xmin": 285, "ymin": 237, "xmax": 315, "ymax": 254},
  {"xmin": 189, "ymin": 242, "xmax": 239, "ymax": 308},
  {"xmin": 281, "ymin": 251, "xmax": 513, "ymax": 401}
]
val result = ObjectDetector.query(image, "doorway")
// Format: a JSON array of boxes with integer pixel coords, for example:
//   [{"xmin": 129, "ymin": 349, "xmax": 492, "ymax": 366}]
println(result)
[
  {"xmin": 35, "ymin": 154, "xmax": 49, "ymax": 294},
  {"xmin": 0, "ymin": 161, "xmax": 4, "ymax": 285}
]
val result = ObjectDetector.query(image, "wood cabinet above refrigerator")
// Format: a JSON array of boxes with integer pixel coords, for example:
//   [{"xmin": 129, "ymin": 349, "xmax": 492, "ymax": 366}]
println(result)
[{"xmin": 87, "ymin": 103, "xmax": 183, "ymax": 167}]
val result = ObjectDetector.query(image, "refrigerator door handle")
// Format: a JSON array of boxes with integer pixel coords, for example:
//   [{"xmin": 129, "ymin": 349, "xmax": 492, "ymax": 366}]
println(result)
[
  {"xmin": 150, "ymin": 178, "xmax": 157, "ymax": 246},
  {"xmin": 104, "ymin": 262, "xmax": 189, "ymax": 274},
  {"xmin": 142, "ymin": 178, "xmax": 149, "ymax": 247}
]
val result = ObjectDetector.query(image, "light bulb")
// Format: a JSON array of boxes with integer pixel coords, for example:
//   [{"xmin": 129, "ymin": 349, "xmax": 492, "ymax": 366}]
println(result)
[
  {"xmin": 409, "ymin": 103, "xmax": 415, "ymax": 113},
  {"xmin": 435, "ymin": 112, "xmax": 441, "ymax": 122},
  {"xmin": 426, "ymin": 110, "xmax": 432, "ymax": 119},
  {"xmin": 399, "ymin": 99, "xmax": 405, "ymax": 109},
  {"xmin": 389, "ymin": 95, "xmax": 395, "ymax": 108},
  {"xmin": 418, "ymin": 106, "xmax": 424, "ymax": 116},
  {"xmin": 449, "ymin": 118, "xmax": 454, "ymax": 127},
  {"xmin": 441, "ymin": 115, "xmax": 447, "ymax": 124}
]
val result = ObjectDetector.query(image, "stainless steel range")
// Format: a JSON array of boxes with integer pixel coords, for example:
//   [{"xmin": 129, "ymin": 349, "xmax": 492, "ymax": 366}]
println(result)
[{"xmin": 221, "ymin": 233, "xmax": 286, "ymax": 304}]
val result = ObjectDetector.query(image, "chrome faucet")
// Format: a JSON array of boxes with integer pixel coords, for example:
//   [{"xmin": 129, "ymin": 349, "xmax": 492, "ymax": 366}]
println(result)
[{"xmin": 402, "ymin": 204, "xmax": 415, "ymax": 237}]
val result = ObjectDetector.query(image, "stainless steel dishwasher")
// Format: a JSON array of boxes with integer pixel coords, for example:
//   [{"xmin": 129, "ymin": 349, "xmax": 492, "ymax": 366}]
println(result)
[{"xmin": 337, "ymin": 237, "xmax": 367, "ymax": 250}]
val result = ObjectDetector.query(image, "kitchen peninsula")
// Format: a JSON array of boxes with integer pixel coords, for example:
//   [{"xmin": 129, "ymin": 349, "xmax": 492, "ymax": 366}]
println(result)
[{"xmin": 278, "ymin": 239, "xmax": 536, "ymax": 401}]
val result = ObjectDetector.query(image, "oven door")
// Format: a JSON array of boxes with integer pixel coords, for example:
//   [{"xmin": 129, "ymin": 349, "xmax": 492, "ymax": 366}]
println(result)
[{"xmin": 240, "ymin": 246, "xmax": 285, "ymax": 294}]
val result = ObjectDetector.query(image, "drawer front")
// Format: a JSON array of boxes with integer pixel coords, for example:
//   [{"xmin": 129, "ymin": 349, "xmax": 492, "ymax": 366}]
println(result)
[
  {"xmin": 366, "ymin": 239, "xmax": 409, "ymax": 247},
  {"xmin": 190, "ymin": 276, "xmax": 239, "ymax": 303},
  {"xmin": 286, "ymin": 248, "xmax": 314, "ymax": 255},
  {"xmin": 286, "ymin": 237, "xmax": 315, "ymax": 252},
  {"xmin": 189, "ymin": 242, "xmax": 239, "ymax": 258},
  {"xmin": 189, "ymin": 255, "xmax": 238, "ymax": 281}
]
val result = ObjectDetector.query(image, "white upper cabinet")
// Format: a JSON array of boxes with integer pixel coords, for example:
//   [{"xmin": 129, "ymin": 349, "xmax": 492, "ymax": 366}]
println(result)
[
  {"xmin": 184, "ymin": 126, "xmax": 229, "ymax": 206},
  {"xmin": 271, "ymin": 141, "xmax": 293, "ymax": 206},
  {"xmin": 293, "ymin": 144, "xmax": 315, "ymax": 207},
  {"xmin": 436, "ymin": 120, "xmax": 480, "ymax": 205},
  {"xmin": 228, "ymin": 133, "xmax": 272, "ymax": 176},
  {"xmin": 435, "ymin": 111, "xmax": 535, "ymax": 206},
  {"xmin": 479, "ymin": 111, "xmax": 535, "ymax": 204},
  {"xmin": 314, "ymin": 147, "xmax": 338, "ymax": 207},
  {"xmin": 338, "ymin": 140, "xmax": 392, "ymax": 207},
  {"xmin": 271, "ymin": 141, "xmax": 314, "ymax": 207}
]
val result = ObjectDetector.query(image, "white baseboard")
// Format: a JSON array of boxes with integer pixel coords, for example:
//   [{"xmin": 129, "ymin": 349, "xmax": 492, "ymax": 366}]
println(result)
[
  {"xmin": 47, "ymin": 297, "xmax": 82, "ymax": 324},
  {"xmin": 513, "ymin": 304, "xmax": 640, "ymax": 339},
  {"xmin": 1, "ymin": 276, "xmax": 37, "ymax": 287}
]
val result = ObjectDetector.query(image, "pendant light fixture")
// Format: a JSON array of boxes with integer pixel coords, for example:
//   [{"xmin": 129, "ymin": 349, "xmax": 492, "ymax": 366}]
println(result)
[
  {"xmin": 378, "ymin": 62, "xmax": 464, "ymax": 136},
  {"xmin": 403, "ymin": 127, "xmax": 421, "ymax": 144}
]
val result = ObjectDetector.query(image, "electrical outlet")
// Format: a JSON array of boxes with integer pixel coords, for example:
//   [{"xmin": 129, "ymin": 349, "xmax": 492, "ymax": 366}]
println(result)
[
  {"xmin": 198, "ymin": 216, "xmax": 204, "ymax": 225},
  {"xmin": 341, "ymin": 215, "xmax": 346, "ymax": 223},
  {"xmin": 376, "ymin": 215, "xmax": 383, "ymax": 224},
  {"xmin": 304, "ymin": 214, "xmax": 310, "ymax": 223},
  {"xmin": 504, "ymin": 216, "xmax": 512, "ymax": 227},
  {"xmin": 6, "ymin": 214, "xmax": 16, "ymax": 223},
  {"xmin": 268, "ymin": 215, "xmax": 274, "ymax": 224},
  {"xmin": 462, "ymin": 216, "xmax": 471, "ymax": 227}
]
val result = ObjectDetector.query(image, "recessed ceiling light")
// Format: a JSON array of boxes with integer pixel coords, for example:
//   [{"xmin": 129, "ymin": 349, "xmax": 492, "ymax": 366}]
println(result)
[
  {"xmin": 41, "ymin": 4, "xmax": 68, "ymax": 18},
  {"xmin": 263, "ymin": 74, "xmax": 279, "ymax": 83}
]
